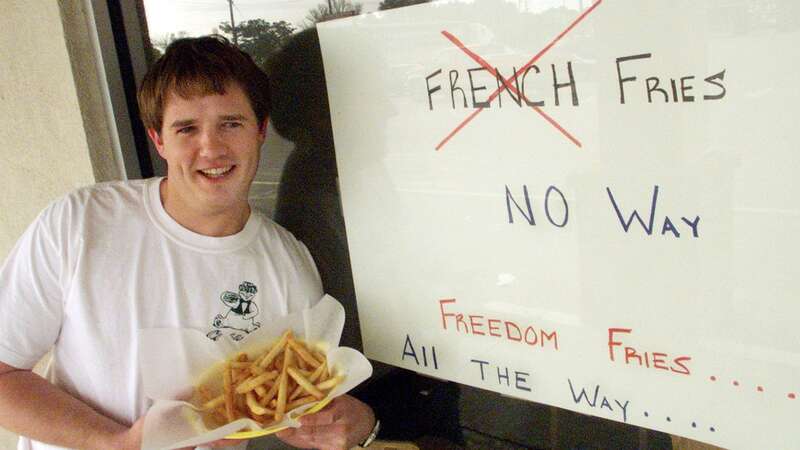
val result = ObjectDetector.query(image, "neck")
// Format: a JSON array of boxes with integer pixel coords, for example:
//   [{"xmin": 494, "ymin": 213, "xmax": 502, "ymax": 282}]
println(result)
[{"xmin": 159, "ymin": 178, "xmax": 251, "ymax": 237}]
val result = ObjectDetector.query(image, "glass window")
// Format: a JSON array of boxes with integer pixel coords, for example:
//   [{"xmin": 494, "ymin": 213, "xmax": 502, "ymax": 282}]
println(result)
[{"xmin": 134, "ymin": 2, "xmax": 675, "ymax": 448}]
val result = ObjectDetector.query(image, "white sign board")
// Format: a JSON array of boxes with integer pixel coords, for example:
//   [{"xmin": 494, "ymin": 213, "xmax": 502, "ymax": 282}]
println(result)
[{"xmin": 318, "ymin": 1, "xmax": 800, "ymax": 448}]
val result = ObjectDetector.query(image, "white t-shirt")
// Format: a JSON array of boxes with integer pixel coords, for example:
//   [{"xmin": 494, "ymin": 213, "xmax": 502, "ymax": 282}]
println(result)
[{"xmin": 0, "ymin": 178, "xmax": 323, "ymax": 450}]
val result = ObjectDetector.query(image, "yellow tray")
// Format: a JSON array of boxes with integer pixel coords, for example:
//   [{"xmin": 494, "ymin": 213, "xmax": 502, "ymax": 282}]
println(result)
[{"xmin": 225, "ymin": 397, "xmax": 333, "ymax": 439}]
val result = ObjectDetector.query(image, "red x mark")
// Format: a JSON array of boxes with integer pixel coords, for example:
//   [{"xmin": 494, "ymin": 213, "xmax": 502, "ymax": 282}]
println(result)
[{"xmin": 435, "ymin": 0, "xmax": 603, "ymax": 151}]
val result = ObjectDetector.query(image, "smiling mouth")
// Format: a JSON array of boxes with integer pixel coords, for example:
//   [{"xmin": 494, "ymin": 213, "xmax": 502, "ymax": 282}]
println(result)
[{"xmin": 199, "ymin": 166, "xmax": 234, "ymax": 179}]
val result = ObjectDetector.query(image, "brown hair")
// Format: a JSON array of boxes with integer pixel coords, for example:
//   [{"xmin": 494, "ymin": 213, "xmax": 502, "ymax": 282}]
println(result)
[{"xmin": 137, "ymin": 35, "xmax": 270, "ymax": 132}]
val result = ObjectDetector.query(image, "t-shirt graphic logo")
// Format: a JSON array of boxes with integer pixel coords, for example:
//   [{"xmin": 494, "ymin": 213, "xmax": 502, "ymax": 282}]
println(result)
[{"xmin": 206, "ymin": 281, "xmax": 261, "ymax": 341}]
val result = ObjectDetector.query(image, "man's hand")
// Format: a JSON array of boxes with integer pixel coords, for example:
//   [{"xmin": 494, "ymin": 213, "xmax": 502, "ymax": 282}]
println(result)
[
  {"xmin": 112, "ymin": 415, "xmax": 243, "ymax": 450},
  {"xmin": 193, "ymin": 438, "xmax": 245, "ymax": 448},
  {"xmin": 109, "ymin": 415, "xmax": 144, "ymax": 450},
  {"xmin": 276, "ymin": 395, "xmax": 375, "ymax": 450}
]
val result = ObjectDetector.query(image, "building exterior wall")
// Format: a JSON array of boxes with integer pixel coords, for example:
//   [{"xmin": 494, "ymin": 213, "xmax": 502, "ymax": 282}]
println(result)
[
  {"xmin": 0, "ymin": 0, "xmax": 98, "ymax": 259},
  {"xmin": 0, "ymin": 1, "xmax": 112, "ymax": 446}
]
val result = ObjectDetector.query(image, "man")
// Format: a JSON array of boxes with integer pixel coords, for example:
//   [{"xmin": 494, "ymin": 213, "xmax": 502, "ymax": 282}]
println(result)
[{"xmin": 0, "ymin": 36, "xmax": 375, "ymax": 450}]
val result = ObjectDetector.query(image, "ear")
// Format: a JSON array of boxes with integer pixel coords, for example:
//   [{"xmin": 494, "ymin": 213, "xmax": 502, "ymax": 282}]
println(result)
[
  {"xmin": 258, "ymin": 118, "xmax": 269, "ymax": 141},
  {"xmin": 146, "ymin": 128, "xmax": 166, "ymax": 157}
]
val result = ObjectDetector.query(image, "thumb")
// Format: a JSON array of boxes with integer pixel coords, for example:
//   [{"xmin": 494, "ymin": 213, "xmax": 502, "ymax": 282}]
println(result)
[{"xmin": 276, "ymin": 427, "xmax": 297, "ymax": 440}]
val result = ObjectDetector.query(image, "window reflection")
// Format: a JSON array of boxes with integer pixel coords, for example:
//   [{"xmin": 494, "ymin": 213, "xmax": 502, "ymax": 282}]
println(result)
[{"xmin": 140, "ymin": 0, "xmax": 434, "ymax": 217}]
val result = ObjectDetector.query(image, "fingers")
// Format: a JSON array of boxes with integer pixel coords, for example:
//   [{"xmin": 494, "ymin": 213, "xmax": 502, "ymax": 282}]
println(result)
[
  {"xmin": 280, "ymin": 423, "xmax": 349, "ymax": 450},
  {"xmin": 297, "ymin": 395, "xmax": 351, "ymax": 427},
  {"xmin": 276, "ymin": 427, "xmax": 315, "ymax": 449},
  {"xmin": 275, "ymin": 395, "xmax": 374, "ymax": 450},
  {"xmin": 298, "ymin": 407, "xmax": 337, "ymax": 426},
  {"xmin": 206, "ymin": 438, "xmax": 245, "ymax": 447}
]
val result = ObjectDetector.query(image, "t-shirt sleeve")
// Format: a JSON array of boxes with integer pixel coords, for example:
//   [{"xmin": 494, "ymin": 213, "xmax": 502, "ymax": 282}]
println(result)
[
  {"xmin": 295, "ymin": 238, "xmax": 324, "ymax": 307},
  {"xmin": 0, "ymin": 203, "xmax": 67, "ymax": 369},
  {"xmin": 272, "ymin": 222, "xmax": 324, "ymax": 308}
]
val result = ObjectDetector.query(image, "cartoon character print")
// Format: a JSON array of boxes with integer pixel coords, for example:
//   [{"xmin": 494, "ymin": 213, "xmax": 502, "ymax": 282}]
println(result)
[{"xmin": 206, "ymin": 281, "xmax": 262, "ymax": 341}]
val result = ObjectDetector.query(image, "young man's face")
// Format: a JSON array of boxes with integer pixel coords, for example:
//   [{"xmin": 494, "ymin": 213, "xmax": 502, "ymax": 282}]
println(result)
[{"xmin": 148, "ymin": 82, "xmax": 266, "ymax": 222}]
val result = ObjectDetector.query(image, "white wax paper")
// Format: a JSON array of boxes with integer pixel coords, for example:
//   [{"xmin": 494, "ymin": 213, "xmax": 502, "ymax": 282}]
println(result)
[{"xmin": 139, "ymin": 295, "xmax": 372, "ymax": 450}]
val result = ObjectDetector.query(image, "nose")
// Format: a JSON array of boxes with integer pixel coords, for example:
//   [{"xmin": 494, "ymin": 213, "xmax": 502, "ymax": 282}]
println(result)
[{"xmin": 198, "ymin": 129, "xmax": 228, "ymax": 159}]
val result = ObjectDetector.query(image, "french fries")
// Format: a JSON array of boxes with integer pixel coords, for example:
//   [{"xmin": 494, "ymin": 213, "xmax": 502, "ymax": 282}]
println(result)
[{"xmin": 195, "ymin": 330, "xmax": 343, "ymax": 428}]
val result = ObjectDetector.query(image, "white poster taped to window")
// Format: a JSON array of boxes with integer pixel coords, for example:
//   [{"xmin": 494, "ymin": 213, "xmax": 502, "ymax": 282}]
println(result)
[{"xmin": 318, "ymin": 1, "xmax": 800, "ymax": 448}]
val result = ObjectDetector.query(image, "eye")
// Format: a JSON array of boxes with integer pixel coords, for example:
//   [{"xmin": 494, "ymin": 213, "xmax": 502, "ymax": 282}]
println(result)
[
  {"xmin": 223, "ymin": 121, "xmax": 243, "ymax": 129},
  {"xmin": 176, "ymin": 126, "xmax": 195, "ymax": 135}
]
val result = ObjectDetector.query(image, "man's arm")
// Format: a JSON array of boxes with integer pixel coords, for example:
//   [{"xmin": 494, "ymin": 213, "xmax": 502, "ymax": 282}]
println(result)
[{"xmin": 0, "ymin": 360, "xmax": 141, "ymax": 450}]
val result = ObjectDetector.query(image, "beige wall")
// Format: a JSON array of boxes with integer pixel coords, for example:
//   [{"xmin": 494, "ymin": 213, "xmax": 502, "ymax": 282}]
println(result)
[
  {"xmin": 0, "ymin": 0, "xmax": 117, "ymax": 447},
  {"xmin": 0, "ymin": 0, "xmax": 98, "ymax": 259}
]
